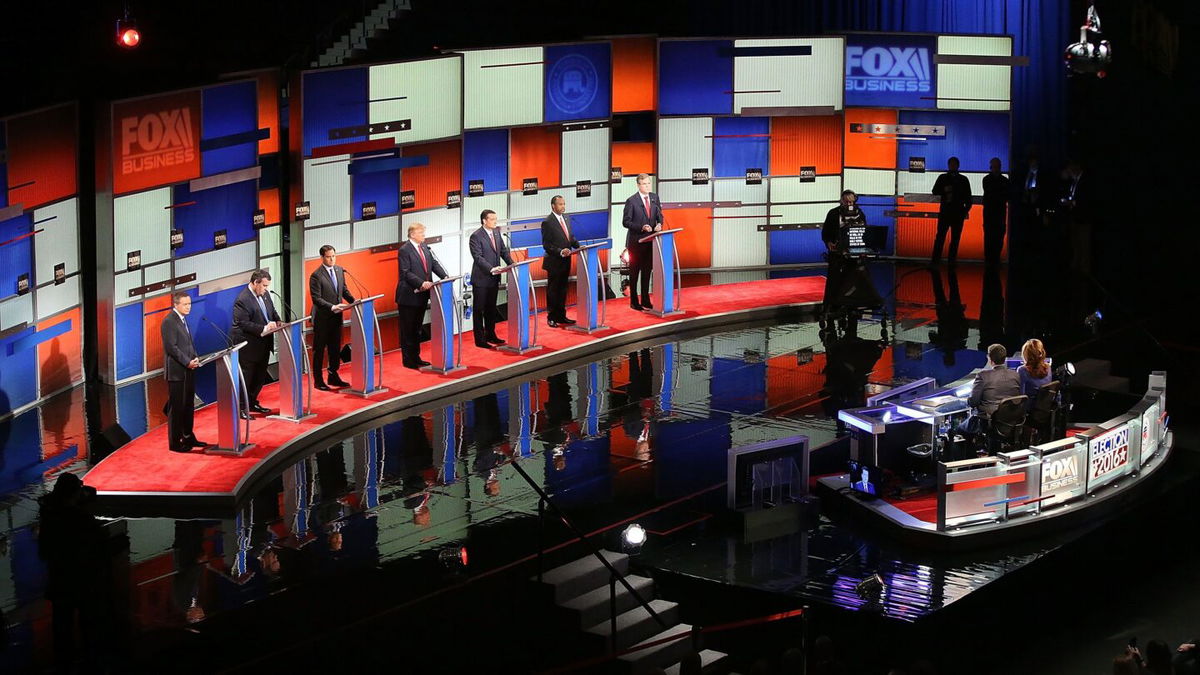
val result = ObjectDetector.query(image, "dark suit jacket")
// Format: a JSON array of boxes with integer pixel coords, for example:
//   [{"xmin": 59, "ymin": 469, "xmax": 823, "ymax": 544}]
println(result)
[
  {"xmin": 932, "ymin": 171, "xmax": 973, "ymax": 218},
  {"xmin": 230, "ymin": 286, "xmax": 282, "ymax": 362},
  {"xmin": 468, "ymin": 227, "xmax": 513, "ymax": 288},
  {"xmin": 540, "ymin": 213, "xmax": 580, "ymax": 273},
  {"xmin": 968, "ymin": 364, "xmax": 1022, "ymax": 416},
  {"xmin": 621, "ymin": 191, "xmax": 663, "ymax": 249},
  {"xmin": 395, "ymin": 240, "xmax": 448, "ymax": 307},
  {"xmin": 309, "ymin": 265, "xmax": 356, "ymax": 327},
  {"xmin": 160, "ymin": 310, "xmax": 197, "ymax": 382}
]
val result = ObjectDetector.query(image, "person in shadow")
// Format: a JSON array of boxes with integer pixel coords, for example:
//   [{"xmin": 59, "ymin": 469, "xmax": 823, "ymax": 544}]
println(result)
[
  {"xmin": 37, "ymin": 473, "xmax": 117, "ymax": 669},
  {"xmin": 977, "ymin": 265, "xmax": 1005, "ymax": 350},
  {"xmin": 400, "ymin": 415, "xmax": 438, "ymax": 517},
  {"xmin": 928, "ymin": 267, "xmax": 967, "ymax": 366},
  {"xmin": 171, "ymin": 520, "xmax": 208, "ymax": 625},
  {"xmin": 471, "ymin": 395, "xmax": 506, "ymax": 496},
  {"xmin": 821, "ymin": 317, "xmax": 886, "ymax": 428}
]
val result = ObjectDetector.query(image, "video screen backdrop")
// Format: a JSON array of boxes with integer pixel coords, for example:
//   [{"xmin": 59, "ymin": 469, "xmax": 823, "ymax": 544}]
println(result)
[
  {"xmin": 296, "ymin": 34, "xmax": 1012, "ymax": 321},
  {"xmin": 0, "ymin": 103, "xmax": 84, "ymax": 416},
  {"xmin": 96, "ymin": 71, "xmax": 283, "ymax": 425}
]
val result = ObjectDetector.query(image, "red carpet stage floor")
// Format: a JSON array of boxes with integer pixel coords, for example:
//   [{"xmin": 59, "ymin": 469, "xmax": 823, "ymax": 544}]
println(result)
[{"xmin": 84, "ymin": 276, "xmax": 824, "ymax": 502}]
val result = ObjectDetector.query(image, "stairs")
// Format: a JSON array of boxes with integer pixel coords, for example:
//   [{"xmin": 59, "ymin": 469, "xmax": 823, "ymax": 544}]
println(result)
[
  {"xmin": 312, "ymin": 0, "xmax": 411, "ymax": 68},
  {"xmin": 534, "ymin": 550, "xmax": 731, "ymax": 674}
]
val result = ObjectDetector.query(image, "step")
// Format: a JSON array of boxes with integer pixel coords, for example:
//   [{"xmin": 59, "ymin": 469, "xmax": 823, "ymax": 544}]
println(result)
[
  {"xmin": 1077, "ymin": 373, "xmax": 1130, "ymax": 394},
  {"xmin": 536, "ymin": 550, "xmax": 629, "ymax": 603},
  {"xmin": 617, "ymin": 623, "xmax": 697, "ymax": 671},
  {"xmin": 584, "ymin": 599, "xmax": 680, "ymax": 650},
  {"xmin": 665, "ymin": 650, "xmax": 730, "ymax": 675},
  {"xmin": 560, "ymin": 574, "xmax": 655, "ymax": 628}
]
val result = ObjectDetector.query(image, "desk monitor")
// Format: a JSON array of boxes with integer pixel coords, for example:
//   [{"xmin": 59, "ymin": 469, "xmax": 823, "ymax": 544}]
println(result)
[
  {"xmin": 867, "ymin": 377, "xmax": 938, "ymax": 407},
  {"xmin": 847, "ymin": 459, "xmax": 884, "ymax": 498}
]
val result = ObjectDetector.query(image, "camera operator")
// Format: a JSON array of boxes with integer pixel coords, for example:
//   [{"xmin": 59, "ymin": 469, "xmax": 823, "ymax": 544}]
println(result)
[{"xmin": 821, "ymin": 190, "xmax": 866, "ymax": 311}]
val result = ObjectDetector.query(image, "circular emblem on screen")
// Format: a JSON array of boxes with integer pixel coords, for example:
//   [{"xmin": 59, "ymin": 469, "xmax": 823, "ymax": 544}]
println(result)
[{"xmin": 548, "ymin": 54, "xmax": 598, "ymax": 116}]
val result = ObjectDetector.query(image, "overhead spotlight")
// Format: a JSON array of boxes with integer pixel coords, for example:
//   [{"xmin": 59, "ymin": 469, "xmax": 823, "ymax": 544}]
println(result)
[
  {"xmin": 1084, "ymin": 309, "xmax": 1103, "ymax": 333},
  {"xmin": 438, "ymin": 545, "xmax": 469, "ymax": 570},
  {"xmin": 621, "ymin": 523, "xmax": 647, "ymax": 553},
  {"xmin": 116, "ymin": 4, "xmax": 140, "ymax": 49},
  {"xmin": 1054, "ymin": 361, "xmax": 1076, "ymax": 382},
  {"xmin": 1065, "ymin": 4, "xmax": 1112, "ymax": 78}
]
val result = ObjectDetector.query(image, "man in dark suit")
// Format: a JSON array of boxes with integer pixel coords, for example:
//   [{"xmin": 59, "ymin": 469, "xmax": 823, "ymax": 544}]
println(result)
[
  {"xmin": 231, "ymin": 269, "xmax": 282, "ymax": 415},
  {"xmin": 968, "ymin": 343, "xmax": 1022, "ymax": 417},
  {"xmin": 981, "ymin": 157, "xmax": 1011, "ymax": 267},
  {"xmin": 930, "ymin": 156, "xmax": 973, "ymax": 265},
  {"xmin": 620, "ymin": 173, "xmax": 663, "ymax": 310},
  {"xmin": 161, "ymin": 291, "xmax": 204, "ymax": 452},
  {"xmin": 395, "ymin": 222, "xmax": 448, "ymax": 368},
  {"xmin": 540, "ymin": 195, "xmax": 580, "ymax": 327},
  {"xmin": 308, "ymin": 245, "xmax": 356, "ymax": 391},
  {"xmin": 468, "ymin": 209, "xmax": 513, "ymax": 347},
  {"xmin": 1060, "ymin": 159, "xmax": 1092, "ymax": 272}
]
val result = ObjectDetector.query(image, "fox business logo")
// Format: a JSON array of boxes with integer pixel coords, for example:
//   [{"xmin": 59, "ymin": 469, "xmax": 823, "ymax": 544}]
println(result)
[
  {"xmin": 846, "ymin": 46, "xmax": 932, "ymax": 93},
  {"xmin": 1042, "ymin": 454, "xmax": 1080, "ymax": 491},
  {"xmin": 1088, "ymin": 426, "xmax": 1130, "ymax": 479},
  {"xmin": 120, "ymin": 108, "xmax": 196, "ymax": 176}
]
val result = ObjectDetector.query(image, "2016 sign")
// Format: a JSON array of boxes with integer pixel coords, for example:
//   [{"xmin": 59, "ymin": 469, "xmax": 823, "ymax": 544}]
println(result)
[{"xmin": 1088, "ymin": 426, "xmax": 1130, "ymax": 480}]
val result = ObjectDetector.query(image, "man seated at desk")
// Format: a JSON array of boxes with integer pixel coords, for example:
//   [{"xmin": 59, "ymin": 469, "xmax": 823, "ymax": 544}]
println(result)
[{"xmin": 956, "ymin": 344, "xmax": 1022, "ymax": 449}]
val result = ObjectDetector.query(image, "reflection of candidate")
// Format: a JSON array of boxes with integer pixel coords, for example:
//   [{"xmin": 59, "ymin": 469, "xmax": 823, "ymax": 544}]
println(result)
[
  {"xmin": 541, "ymin": 196, "xmax": 580, "ymax": 328},
  {"xmin": 230, "ymin": 269, "xmax": 282, "ymax": 415},
  {"xmin": 161, "ymin": 291, "xmax": 203, "ymax": 453},
  {"xmin": 395, "ymin": 223, "xmax": 447, "ymax": 369},
  {"xmin": 308, "ymin": 245, "xmax": 356, "ymax": 390},
  {"xmin": 621, "ymin": 174, "xmax": 663, "ymax": 311}
]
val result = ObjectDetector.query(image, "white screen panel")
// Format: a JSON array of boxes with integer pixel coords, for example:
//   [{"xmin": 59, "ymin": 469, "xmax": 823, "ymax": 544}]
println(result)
[
  {"xmin": 114, "ymin": 188, "xmax": 171, "ymax": 270},
  {"xmin": 303, "ymin": 156, "xmax": 353, "ymax": 227},
  {"xmin": 658, "ymin": 118, "xmax": 713, "ymax": 180},
  {"xmin": 562, "ymin": 127, "xmax": 611, "ymax": 185},
  {"xmin": 939, "ymin": 36, "xmax": 1012, "ymax": 56},
  {"xmin": 463, "ymin": 194, "xmax": 508, "ymax": 226},
  {"xmin": 562, "ymin": 183, "xmax": 610, "ymax": 214},
  {"xmin": 509, "ymin": 191, "xmax": 551, "ymax": 221},
  {"xmin": 463, "ymin": 48, "xmax": 543, "ymax": 129},
  {"xmin": 177, "ymin": 242, "xmax": 258, "ymax": 285},
  {"xmin": 36, "ymin": 277, "xmax": 80, "ymax": 321},
  {"xmin": 937, "ymin": 36, "xmax": 1012, "ymax": 111},
  {"xmin": 353, "ymin": 215, "xmax": 400, "ymax": 251},
  {"xmin": 0, "ymin": 293, "xmax": 33, "ymax": 330},
  {"xmin": 608, "ymin": 207, "xmax": 626, "ymax": 265},
  {"xmin": 34, "ymin": 198, "xmax": 80, "ymax": 281},
  {"xmin": 142, "ymin": 263, "xmax": 172, "ymax": 300},
  {"xmin": 844, "ymin": 169, "xmax": 897, "ymax": 196},
  {"xmin": 114, "ymin": 270, "xmax": 142, "ymax": 304},
  {"xmin": 611, "ymin": 175, "xmax": 656, "ymax": 203},
  {"xmin": 733, "ymin": 38, "xmax": 844, "ymax": 112},
  {"xmin": 369, "ymin": 56, "xmax": 463, "ymax": 144},
  {"xmin": 658, "ymin": 180, "xmax": 713, "ymax": 203},
  {"xmin": 259, "ymin": 225, "xmax": 282, "ymax": 258},
  {"xmin": 712, "ymin": 206, "xmax": 768, "ymax": 267},
  {"xmin": 898, "ymin": 172, "xmax": 990, "ymax": 200},
  {"xmin": 402, "ymin": 207, "xmax": 461, "ymax": 239},
  {"xmin": 713, "ymin": 178, "xmax": 768, "ymax": 205},
  {"xmin": 428, "ymin": 234, "xmax": 463, "ymax": 279},
  {"xmin": 302, "ymin": 225, "xmax": 351, "ymax": 260},
  {"xmin": 771, "ymin": 203, "xmax": 836, "ymax": 227},
  {"xmin": 768, "ymin": 175, "xmax": 841, "ymax": 203}
]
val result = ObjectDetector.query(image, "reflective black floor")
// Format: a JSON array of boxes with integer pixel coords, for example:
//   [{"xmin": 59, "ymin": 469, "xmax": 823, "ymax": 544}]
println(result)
[{"xmin": 1, "ymin": 261, "xmax": 1196, "ymax": 673}]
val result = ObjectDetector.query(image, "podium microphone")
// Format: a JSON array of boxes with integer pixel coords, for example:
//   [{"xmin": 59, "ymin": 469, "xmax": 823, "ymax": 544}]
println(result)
[
  {"xmin": 270, "ymin": 289, "xmax": 299, "ymax": 323},
  {"xmin": 201, "ymin": 315, "xmax": 235, "ymax": 349},
  {"xmin": 342, "ymin": 268, "xmax": 371, "ymax": 298}
]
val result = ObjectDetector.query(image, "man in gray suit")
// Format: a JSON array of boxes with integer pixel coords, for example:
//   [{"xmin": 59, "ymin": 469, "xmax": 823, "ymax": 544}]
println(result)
[{"xmin": 968, "ymin": 343, "xmax": 1022, "ymax": 417}]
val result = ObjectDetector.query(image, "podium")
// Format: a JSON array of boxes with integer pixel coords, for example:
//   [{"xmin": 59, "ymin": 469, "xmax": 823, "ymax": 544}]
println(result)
[
  {"xmin": 199, "ymin": 341, "xmax": 254, "ymax": 456},
  {"xmin": 638, "ymin": 228, "xmax": 685, "ymax": 317},
  {"xmin": 268, "ymin": 317, "xmax": 315, "ymax": 422},
  {"xmin": 345, "ymin": 294, "xmax": 387, "ymax": 397},
  {"xmin": 567, "ymin": 241, "xmax": 611, "ymax": 334},
  {"xmin": 497, "ymin": 259, "xmax": 542, "ymax": 354},
  {"xmin": 423, "ymin": 275, "xmax": 466, "ymax": 374}
]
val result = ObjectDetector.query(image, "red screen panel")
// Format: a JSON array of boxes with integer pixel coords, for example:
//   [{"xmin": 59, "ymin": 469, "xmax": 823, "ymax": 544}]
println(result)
[
  {"xmin": 6, "ymin": 104, "xmax": 77, "ymax": 209},
  {"xmin": 401, "ymin": 139, "xmax": 461, "ymax": 211},
  {"xmin": 844, "ymin": 108, "xmax": 898, "ymax": 169},
  {"xmin": 509, "ymin": 125, "xmax": 562, "ymax": 192},
  {"xmin": 769, "ymin": 115, "xmax": 843, "ymax": 176},
  {"xmin": 612, "ymin": 142, "xmax": 655, "ymax": 177},
  {"xmin": 612, "ymin": 38, "xmax": 657, "ymax": 113},
  {"xmin": 661, "ymin": 207, "xmax": 712, "ymax": 269}
]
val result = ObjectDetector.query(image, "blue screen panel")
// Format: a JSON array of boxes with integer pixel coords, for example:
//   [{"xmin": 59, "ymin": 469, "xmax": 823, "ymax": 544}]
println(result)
[
  {"xmin": 768, "ymin": 229, "xmax": 827, "ymax": 264},
  {"xmin": 654, "ymin": 418, "xmax": 732, "ymax": 499},
  {"xmin": 0, "ymin": 161, "xmax": 7, "ymax": 208},
  {"xmin": 571, "ymin": 211, "xmax": 609, "ymax": 241},
  {"xmin": 0, "ymin": 405, "xmax": 41, "ymax": 493},
  {"xmin": 462, "ymin": 129, "xmax": 509, "ymax": 195},
  {"xmin": 0, "ymin": 326, "xmax": 37, "ymax": 412},
  {"xmin": 201, "ymin": 81, "xmax": 258, "ymax": 175},
  {"xmin": 172, "ymin": 180, "xmax": 258, "ymax": 257},
  {"xmin": 0, "ymin": 212, "xmax": 32, "ymax": 294},
  {"xmin": 190, "ymin": 284, "xmax": 245, "ymax": 403},
  {"xmin": 353, "ymin": 169, "xmax": 399, "ymax": 220},
  {"xmin": 894, "ymin": 341, "xmax": 988, "ymax": 383},
  {"xmin": 507, "ymin": 217, "xmax": 543, "ymax": 249},
  {"xmin": 659, "ymin": 40, "xmax": 734, "ymax": 115},
  {"xmin": 859, "ymin": 197, "xmax": 895, "ymax": 255},
  {"xmin": 713, "ymin": 117, "xmax": 769, "ymax": 178},
  {"xmin": 546, "ymin": 436, "xmax": 611, "ymax": 507},
  {"xmin": 711, "ymin": 358, "xmax": 766, "ymax": 414},
  {"xmin": 116, "ymin": 380, "xmax": 148, "ymax": 437},
  {"xmin": 114, "ymin": 302, "xmax": 144, "ymax": 380},
  {"xmin": 768, "ymin": 268, "xmax": 826, "ymax": 280},
  {"xmin": 545, "ymin": 43, "xmax": 612, "ymax": 123},
  {"xmin": 897, "ymin": 111, "xmax": 1008, "ymax": 173},
  {"xmin": 845, "ymin": 34, "xmax": 938, "ymax": 109},
  {"xmin": 302, "ymin": 67, "xmax": 368, "ymax": 157}
]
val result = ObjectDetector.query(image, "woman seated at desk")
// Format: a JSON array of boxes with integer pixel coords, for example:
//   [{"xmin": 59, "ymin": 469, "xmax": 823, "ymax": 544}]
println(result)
[{"xmin": 1017, "ymin": 339, "xmax": 1052, "ymax": 410}]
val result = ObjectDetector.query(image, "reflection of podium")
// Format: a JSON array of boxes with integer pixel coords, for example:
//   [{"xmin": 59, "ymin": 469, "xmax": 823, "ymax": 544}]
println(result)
[
  {"xmin": 638, "ymin": 228, "xmax": 685, "ymax": 317},
  {"xmin": 199, "ymin": 342, "xmax": 253, "ymax": 456},
  {"xmin": 567, "ymin": 241, "xmax": 611, "ymax": 334},
  {"xmin": 345, "ymin": 294, "xmax": 386, "ymax": 397},
  {"xmin": 497, "ymin": 259, "xmax": 542, "ymax": 354},
  {"xmin": 269, "ymin": 317, "xmax": 315, "ymax": 422},
  {"xmin": 423, "ymin": 275, "xmax": 465, "ymax": 374}
]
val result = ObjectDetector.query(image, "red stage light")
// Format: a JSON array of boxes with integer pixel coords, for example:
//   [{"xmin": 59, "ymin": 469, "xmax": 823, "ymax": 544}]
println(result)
[
  {"xmin": 117, "ymin": 18, "xmax": 140, "ymax": 48},
  {"xmin": 458, "ymin": 546, "xmax": 469, "ymax": 566}
]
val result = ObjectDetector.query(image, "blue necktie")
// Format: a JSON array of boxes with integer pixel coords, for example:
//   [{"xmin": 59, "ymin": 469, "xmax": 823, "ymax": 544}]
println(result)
[
  {"xmin": 255, "ymin": 294, "xmax": 269, "ymax": 322},
  {"xmin": 328, "ymin": 266, "xmax": 337, "ymax": 292}
]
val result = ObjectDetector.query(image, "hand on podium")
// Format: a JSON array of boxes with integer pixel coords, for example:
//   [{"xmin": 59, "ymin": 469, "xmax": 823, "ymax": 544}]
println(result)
[
  {"xmin": 641, "ymin": 224, "xmax": 652, "ymax": 233},
  {"xmin": 188, "ymin": 358, "xmax": 200, "ymax": 369},
  {"xmin": 559, "ymin": 248, "xmax": 570, "ymax": 257},
  {"xmin": 420, "ymin": 281, "xmax": 433, "ymax": 291},
  {"xmin": 331, "ymin": 303, "xmax": 346, "ymax": 313},
  {"xmin": 654, "ymin": 224, "xmax": 662, "ymax": 232},
  {"xmin": 490, "ymin": 266, "xmax": 502, "ymax": 274}
]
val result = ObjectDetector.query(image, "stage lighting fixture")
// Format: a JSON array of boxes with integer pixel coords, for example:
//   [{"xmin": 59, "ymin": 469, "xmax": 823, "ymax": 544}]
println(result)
[
  {"xmin": 621, "ymin": 523, "xmax": 647, "ymax": 553},
  {"xmin": 1054, "ymin": 361, "xmax": 1076, "ymax": 382},
  {"xmin": 438, "ymin": 545, "xmax": 469, "ymax": 569},
  {"xmin": 116, "ymin": 3, "xmax": 140, "ymax": 49},
  {"xmin": 1065, "ymin": 4, "xmax": 1112, "ymax": 77},
  {"xmin": 619, "ymin": 248, "xmax": 630, "ymax": 266},
  {"xmin": 1084, "ymin": 309, "xmax": 1103, "ymax": 333}
]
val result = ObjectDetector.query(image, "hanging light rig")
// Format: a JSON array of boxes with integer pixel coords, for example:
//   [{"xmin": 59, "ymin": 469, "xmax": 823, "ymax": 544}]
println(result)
[{"xmin": 116, "ymin": 4, "xmax": 141, "ymax": 49}]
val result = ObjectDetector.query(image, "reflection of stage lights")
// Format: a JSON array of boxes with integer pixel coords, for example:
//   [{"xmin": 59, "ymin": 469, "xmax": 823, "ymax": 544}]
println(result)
[
  {"xmin": 743, "ymin": 348, "xmax": 763, "ymax": 363},
  {"xmin": 690, "ymin": 356, "xmax": 708, "ymax": 372},
  {"xmin": 552, "ymin": 446, "xmax": 566, "ymax": 471},
  {"xmin": 905, "ymin": 342, "xmax": 924, "ymax": 361},
  {"xmin": 439, "ymin": 546, "xmax": 469, "ymax": 569},
  {"xmin": 796, "ymin": 347, "xmax": 814, "ymax": 365},
  {"xmin": 621, "ymin": 523, "xmax": 647, "ymax": 553},
  {"xmin": 954, "ymin": 385, "xmax": 972, "ymax": 398},
  {"xmin": 855, "ymin": 573, "xmax": 884, "ymax": 598}
]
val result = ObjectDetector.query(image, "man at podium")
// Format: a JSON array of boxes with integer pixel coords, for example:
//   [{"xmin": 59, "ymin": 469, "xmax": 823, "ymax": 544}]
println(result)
[
  {"xmin": 161, "ymin": 291, "xmax": 204, "ymax": 453},
  {"xmin": 396, "ymin": 222, "xmax": 447, "ymax": 369},
  {"xmin": 621, "ymin": 173, "xmax": 663, "ymax": 311},
  {"xmin": 540, "ymin": 195, "xmax": 579, "ymax": 328},
  {"xmin": 309, "ymin": 245, "xmax": 356, "ymax": 391},
  {"xmin": 469, "ymin": 209, "xmax": 513, "ymax": 348},
  {"xmin": 231, "ymin": 269, "xmax": 281, "ymax": 415}
]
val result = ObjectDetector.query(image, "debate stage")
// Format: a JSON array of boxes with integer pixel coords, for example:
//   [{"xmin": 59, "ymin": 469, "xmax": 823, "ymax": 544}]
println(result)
[{"xmin": 83, "ymin": 276, "xmax": 825, "ymax": 512}]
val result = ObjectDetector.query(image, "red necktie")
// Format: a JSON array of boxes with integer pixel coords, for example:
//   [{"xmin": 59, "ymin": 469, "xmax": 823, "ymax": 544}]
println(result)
[
  {"xmin": 489, "ymin": 229, "xmax": 498, "ymax": 251},
  {"xmin": 557, "ymin": 215, "xmax": 569, "ymax": 240},
  {"xmin": 415, "ymin": 243, "xmax": 428, "ymax": 275},
  {"xmin": 642, "ymin": 195, "xmax": 650, "ymax": 218}
]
